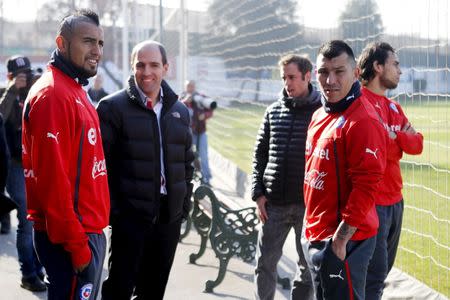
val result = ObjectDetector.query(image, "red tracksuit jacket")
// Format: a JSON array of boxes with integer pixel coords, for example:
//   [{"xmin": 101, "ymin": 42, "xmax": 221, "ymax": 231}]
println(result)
[
  {"xmin": 362, "ymin": 87, "xmax": 423, "ymax": 206},
  {"xmin": 22, "ymin": 65, "xmax": 110, "ymax": 268},
  {"xmin": 304, "ymin": 95, "xmax": 387, "ymax": 241}
]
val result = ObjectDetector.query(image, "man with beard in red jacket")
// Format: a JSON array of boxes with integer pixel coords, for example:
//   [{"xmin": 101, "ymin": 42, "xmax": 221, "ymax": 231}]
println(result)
[
  {"xmin": 302, "ymin": 40, "xmax": 387, "ymax": 300},
  {"xmin": 22, "ymin": 9, "xmax": 109, "ymax": 299},
  {"xmin": 358, "ymin": 42, "xmax": 423, "ymax": 300}
]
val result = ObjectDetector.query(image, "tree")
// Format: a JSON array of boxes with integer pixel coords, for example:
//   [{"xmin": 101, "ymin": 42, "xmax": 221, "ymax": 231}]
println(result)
[
  {"xmin": 201, "ymin": 0, "xmax": 304, "ymax": 101},
  {"xmin": 338, "ymin": 0, "xmax": 384, "ymax": 56},
  {"xmin": 36, "ymin": 1, "xmax": 73, "ymax": 23}
]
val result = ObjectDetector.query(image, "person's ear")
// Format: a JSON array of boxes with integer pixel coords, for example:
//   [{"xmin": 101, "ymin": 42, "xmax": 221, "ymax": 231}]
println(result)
[
  {"xmin": 305, "ymin": 71, "xmax": 311, "ymax": 82},
  {"xmin": 56, "ymin": 35, "xmax": 68, "ymax": 54},
  {"xmin": 353, "ymin": 66, "xmax": 361, "ymax": 80},
  {"xmin": 373, "ymin": 60, "xmax": 383, "ymax": 74},
  {"xmin": 162, "ymin": 64, "xmax": 169, "ymax": 77}
]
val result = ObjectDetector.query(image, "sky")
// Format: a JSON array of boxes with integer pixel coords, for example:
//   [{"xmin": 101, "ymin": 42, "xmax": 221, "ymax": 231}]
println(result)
[
  {"xmin": 1, "ymin": 0, "xmax": 449, "ymax": 40},
  {"xmin": 299, "ymin": 0, "xmax": 449, "ymax": 40},
  {"xmin": 0, "ymin": 0, "xmax": 209, "ymax": 19}
]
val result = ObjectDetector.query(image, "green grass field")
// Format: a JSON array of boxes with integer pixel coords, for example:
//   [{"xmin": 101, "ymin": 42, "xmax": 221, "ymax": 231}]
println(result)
[{"xmin": 208, "ymin": 100, "xmax": 449, "ymax": 296}]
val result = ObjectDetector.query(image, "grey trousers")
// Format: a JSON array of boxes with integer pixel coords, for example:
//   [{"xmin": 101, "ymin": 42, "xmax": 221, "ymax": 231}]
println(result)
[{"xmin": 254, "ymin": 203, "xmax": 313, "ymax": 300}]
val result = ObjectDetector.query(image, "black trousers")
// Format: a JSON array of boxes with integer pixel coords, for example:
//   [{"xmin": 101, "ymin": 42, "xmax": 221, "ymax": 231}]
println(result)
[
  {"xmin": 101, "ymin": 204, "xmax": 182, "ymax": 300},
  {"xmin": 366, "ymin": 200, "xmax": 404, "ymax": 300},
  {"xmin": 302, "ymin": 234, "xmax": 376, "ymax": 300},
  {"xmin": 34, "ymin": 230, "xmax": 106, "ymax": 300}
]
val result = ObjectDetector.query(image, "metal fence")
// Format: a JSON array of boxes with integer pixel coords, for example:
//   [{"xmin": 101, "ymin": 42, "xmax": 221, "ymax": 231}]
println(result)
[{"xmin": 0, "ymin": 0, "xmax": 448, "ymax": 297}]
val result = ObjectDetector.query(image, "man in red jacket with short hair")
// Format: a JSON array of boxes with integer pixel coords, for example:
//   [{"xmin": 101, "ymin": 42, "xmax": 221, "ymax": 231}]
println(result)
[
  {"xmin": 302, "ymin": 40, "xmax": 387, "ymax": 300},
  {"xmin": 22, "ymin": 9, "xmax": 109, "ymax": 300},
  {"xmin": 358, "ymin": 42, "xmax": 423, "ymax": 300}
]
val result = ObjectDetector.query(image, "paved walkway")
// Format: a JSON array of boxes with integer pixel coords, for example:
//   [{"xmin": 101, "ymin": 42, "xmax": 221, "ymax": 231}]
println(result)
[
  {"xmin": 0, "ymin": 148, "xmax": 447, "ymax": 299},
  {"xmin": 0, "ymin": 186, "xmax": 292, "ymax": 299}
]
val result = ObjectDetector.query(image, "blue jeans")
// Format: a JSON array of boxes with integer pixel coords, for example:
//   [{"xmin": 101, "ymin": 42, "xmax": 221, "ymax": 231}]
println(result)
[
  {"xmin": 7, "ymin": 162, "xmax": 43, "ymax": 278},
  {"xmin": 366, "ymin": 200, "xmax": 404, "ymax": 300},
  {"xmin": 192, "ymin": 133, "xmax": 211, "ymax": 183},
  {"xmin": 254, "ymin": 203, "xmax": 312, "ymax": 300}
]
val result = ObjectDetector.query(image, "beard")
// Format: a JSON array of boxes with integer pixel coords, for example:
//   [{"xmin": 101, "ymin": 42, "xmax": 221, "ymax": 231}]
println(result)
[
  {"xmin": 67, "ymin": 47, "xmax": 98, "ymax": 79},
  {"xmin": 73, "ymin": 61, "xmax": 98, "ymax": 78},
  {"xmin": 380, "ymin": 75, "xmax": 398, "ymax": 90}
]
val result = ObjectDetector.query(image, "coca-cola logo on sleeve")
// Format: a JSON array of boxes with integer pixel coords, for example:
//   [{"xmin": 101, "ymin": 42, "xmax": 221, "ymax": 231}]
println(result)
[
  {"xmin": 92, "ymin": 156, "xmax": 107, "ymax": 179},
  {"xmin": 304, "ymin": 169, "xmax": 327, "ymax": 190}
]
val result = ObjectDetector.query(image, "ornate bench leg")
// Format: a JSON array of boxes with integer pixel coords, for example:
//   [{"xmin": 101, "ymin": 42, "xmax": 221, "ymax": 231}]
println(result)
[
  {"xmin": 188, "ymin": 199, "xmax": 211, "ymax": 264},
  {"xmin": 204, "ymin": 255, "xmax": 231, "ymax": 293},
  {"xmin": 189, "ymin": 232, "xmax": 208, "ymax": 264}
]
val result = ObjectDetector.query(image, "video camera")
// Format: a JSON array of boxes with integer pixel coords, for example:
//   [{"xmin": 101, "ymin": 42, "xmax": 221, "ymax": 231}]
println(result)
[
  {"xmin": 16, "ymin": 70, "xmax": 36, "ymax": 101},
  {"xmin": 192, "ymin": 94, "xmax": 217, "ymax": 110},
  {"xmin": 9, "ymin": 70, "xmax": 36, "ymax": 101},
  {"xmin": 6, "ymin": 56, "xmax": 43, "ymax": 96}
]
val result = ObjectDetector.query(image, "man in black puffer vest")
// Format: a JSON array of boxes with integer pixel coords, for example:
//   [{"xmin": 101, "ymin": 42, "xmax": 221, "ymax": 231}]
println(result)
[
  {"xmin": 97, "ymin": 40, "xmax": 194, "ymax": 300},
  {"xmin": 252, "ymin": 54, "xmax": 320, "ymax": 300}
]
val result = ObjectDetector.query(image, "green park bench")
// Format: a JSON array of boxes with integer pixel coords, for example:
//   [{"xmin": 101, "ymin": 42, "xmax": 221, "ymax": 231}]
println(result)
[{"xmin": 188, "ymin": 185, "xmax": 291, "ymax": 293}]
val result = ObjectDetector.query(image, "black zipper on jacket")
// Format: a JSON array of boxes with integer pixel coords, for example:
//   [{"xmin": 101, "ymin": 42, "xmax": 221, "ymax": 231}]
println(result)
[
  {"xmin": 333, "ymin": 140, "xmax": 341, "ymax": 223},
  {"xmin": 150, "ymin": 109, "xmax": 161, "ymax": 224},
  {"xmin": 160, "ymin": 112, "xmax": 169, "ymax": 195},
  {"xmin": 74, "ymin": 125, "xmax": 84, "ymax": 223},
  {"xmin": 282, "ymin": 108, "xmax": 296, "ymax": 201}
]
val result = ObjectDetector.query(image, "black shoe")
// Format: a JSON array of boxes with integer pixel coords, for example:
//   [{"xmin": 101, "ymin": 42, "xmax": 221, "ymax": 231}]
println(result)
[
  {"xmin": 0, "ymin": 213, "xmax": 11, "ymax": 234},
  {"xmin": 20, "ymin": 276, "xmax": 47, "ymax": 292},
  {"xmin": 0, "ymin": 223, "xmax": 10, "ymax": 234}
]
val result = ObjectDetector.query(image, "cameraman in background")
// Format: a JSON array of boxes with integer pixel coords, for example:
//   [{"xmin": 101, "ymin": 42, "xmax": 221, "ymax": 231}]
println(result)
[
  {"xmin": 0, "ymin": 55, "xmax": 46, "ymax": 292},
  {"xmin": 181, "ymin": 80, "xmax": 216, "ymax": 186},
  {"xmin": 88, "ymin": 73, "xmax": 108, "ymax": 106}
]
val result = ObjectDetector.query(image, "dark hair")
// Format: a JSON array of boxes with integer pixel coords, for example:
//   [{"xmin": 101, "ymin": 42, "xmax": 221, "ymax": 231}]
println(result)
[
  {"xmin": 130, "ymin": 40, "xmax": 168, "ymax": 67},
  {"xmin": 358, "ymin": 42, "xmax": 395, "ymax": 83},
  {"xmin": 58, "ymin": 9, "xmax": 100, "ymax": 38},
  {"xmin": 278, "ymin": 54, "xmax": 312, "ymax": 80},
  {"xmin": 318, "ymin": 40, "xmax": 356, "ymax": 66}
]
